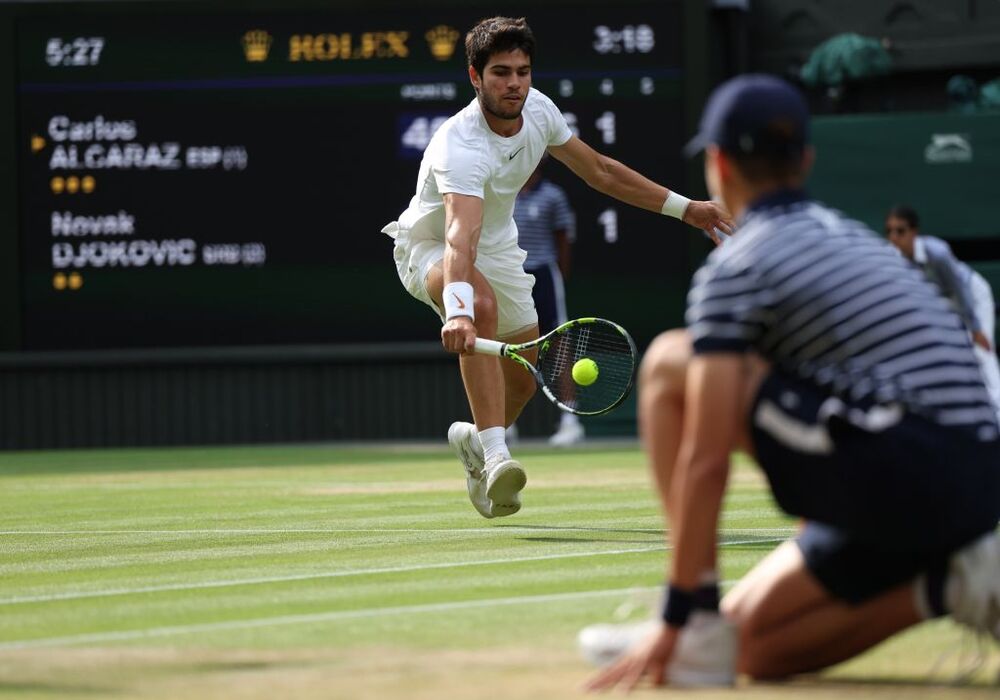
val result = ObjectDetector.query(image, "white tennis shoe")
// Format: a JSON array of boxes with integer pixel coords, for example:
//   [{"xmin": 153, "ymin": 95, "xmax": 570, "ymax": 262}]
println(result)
[
  {"xmin": 668, "ymin": 611, "xmax": 738, "ymax": 687},
  {"xmin": 947, "ymin": 530, "xmax": 1000, "ymax": 640},
  {"xmin": 578, "ymin": 612, "xmax": 737, "ymax": 687},
  {"xmin": 577, "ymin": 619, "xmax": 660, "ymax": 667},
  {"xmin": 447, "ymin": 421, "xmax": 491, "ymax": 519},
  {"xmin": 483, "ymin": 456, "xmax": 526, "ymax": 518}
]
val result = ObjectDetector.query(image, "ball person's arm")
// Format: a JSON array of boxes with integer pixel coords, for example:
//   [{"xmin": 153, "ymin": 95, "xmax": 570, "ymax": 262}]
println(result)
[
  {"xmin": 441, "ymin": 192, "xmax": 484, "ymax": 354},
  {"xmin": 668, "ymin": 354, "xmax": 741, "ymax": 590},
  {"xmin": 586, "ymin": 353, "xmax": 741, "ymax": 692},
  {"xmin": 930, "ymin": 244, "xmax": 990, "ymax": 350},
  {"xmin": 547, "ymin": 136, "xmax": 732, "ymax": 241}
]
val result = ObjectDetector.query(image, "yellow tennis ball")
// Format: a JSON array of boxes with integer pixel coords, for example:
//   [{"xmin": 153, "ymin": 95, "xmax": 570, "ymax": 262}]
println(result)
[{"xmin": 572, "ymin": 358, "xmax": 599, "ymax": 386}]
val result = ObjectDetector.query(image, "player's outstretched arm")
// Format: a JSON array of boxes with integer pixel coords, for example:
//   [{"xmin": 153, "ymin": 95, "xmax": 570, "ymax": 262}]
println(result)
[{"xmin": 547, "ymin": 136, "xmax": 732, "ymax": 242}]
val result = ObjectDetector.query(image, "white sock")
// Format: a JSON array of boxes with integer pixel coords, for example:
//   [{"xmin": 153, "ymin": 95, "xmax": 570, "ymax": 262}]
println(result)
[{"xmin": 478, "ymin": 426, "xmax": 511, "ymax": 465}]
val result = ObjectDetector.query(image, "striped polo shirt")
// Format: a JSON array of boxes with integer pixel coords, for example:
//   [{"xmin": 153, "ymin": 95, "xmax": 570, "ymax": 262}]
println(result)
[
  {"xmin": 687, "ymin": 189, "xmax": 998, "ymax": 442},
  {"xmin": 512, "ymin": 179, "xmax": 575, "ymax": 269}
]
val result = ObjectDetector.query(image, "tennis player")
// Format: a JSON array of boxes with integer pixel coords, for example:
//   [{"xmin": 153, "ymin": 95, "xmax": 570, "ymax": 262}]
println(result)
[
  {"xmin": 885, "ymin": 205, "xmax": 1000, "ymax": 422},
  {"xmin": 584, "ymin": 74, "xmax": 1000, "ymax": 689},
  {"xmin": 383, "ymin": 17, "xmax": 731, "ymax": 519}
]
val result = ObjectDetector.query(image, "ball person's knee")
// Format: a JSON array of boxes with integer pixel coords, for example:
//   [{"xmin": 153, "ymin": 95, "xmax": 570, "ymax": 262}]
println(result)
[{"xmin": 639, "ymin": 329, "xmax": 692, "ymax": 393}]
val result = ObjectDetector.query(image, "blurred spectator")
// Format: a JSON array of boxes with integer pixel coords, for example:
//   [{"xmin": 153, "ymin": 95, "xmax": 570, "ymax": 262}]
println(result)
[
  {"xmin": 513, "ymin": 159, "xmax": 585, "ymax": 446},
  {"xmin": 885, "ymin": 205, "xmax": 1000, "ymax": 421},
  {"xmin": 947, "ymin": 75, "xmax": 979, "ymax": 113}
]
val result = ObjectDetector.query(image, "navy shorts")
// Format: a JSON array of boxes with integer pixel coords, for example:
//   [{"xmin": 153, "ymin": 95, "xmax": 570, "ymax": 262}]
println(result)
[
  {"xmin": 750, "ymin": 370, "xmax": 1000, "ymax": 603},
  {"xmin": 527, "ymin": 263, "xmax": 566, "ymax": 334}
]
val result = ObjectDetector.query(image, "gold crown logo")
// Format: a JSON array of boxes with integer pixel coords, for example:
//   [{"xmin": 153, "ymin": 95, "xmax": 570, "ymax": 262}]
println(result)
[
  {"xmin": 242, "ymin": 30, "xmax": 272, "ymax": 62},
  {"xmin": 425, "ymin": 25, "xmax": 460, "ymax": 61}
]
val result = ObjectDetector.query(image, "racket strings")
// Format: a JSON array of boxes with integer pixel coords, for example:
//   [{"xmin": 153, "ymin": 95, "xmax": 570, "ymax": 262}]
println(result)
[{"xmin": 538, "ymin": 321, "xmax": 636, "ymax": 414}]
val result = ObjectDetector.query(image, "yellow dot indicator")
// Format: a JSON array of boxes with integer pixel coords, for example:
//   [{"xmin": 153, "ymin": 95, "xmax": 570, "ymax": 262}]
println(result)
[
  {"xmin": 68, "ymin": 272, "xmax": 83, "ymax": 290},
  {"xmin": 53, "ymin": 273, "xmax": 67, "ymax": 290},
  {"xmin": 81, "ymin": 175, "xmax": 96, "ymax": 193},
  {"xmin": 65, "ymin": 176, "xmax": 80, "ymax": 194},
  {"xmin": 31, "ymin": 135, "xmax": 46, "ymax": 153},
  {"xmin": 51, "ymin": 177, "xmax": 65, "ymax": 194}
]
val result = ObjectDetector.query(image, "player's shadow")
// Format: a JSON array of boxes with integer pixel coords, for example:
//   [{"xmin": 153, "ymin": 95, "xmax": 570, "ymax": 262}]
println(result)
[
  {"xmin": 496, "ymin": 523, "xmax": 661, "ymax": 534},
  {"xmin": 496, "ymin": 524, "xmax": 789, "ymax": 549},
  {"xmin": 518, "ymin": 535, "xmax": 662, "ymax": 545},
  {"xmin": 495, "ymin": 522, "xmax": 661, "ymax": 545}
]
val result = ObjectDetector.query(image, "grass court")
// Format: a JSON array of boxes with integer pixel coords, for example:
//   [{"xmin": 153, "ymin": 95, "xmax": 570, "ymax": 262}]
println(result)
[{"xmin": 0, "ymin": 443, "xmax": 995, "ymax": 698}]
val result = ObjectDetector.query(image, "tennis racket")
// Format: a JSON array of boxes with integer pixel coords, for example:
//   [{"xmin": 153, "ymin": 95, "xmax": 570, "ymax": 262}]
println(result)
[{"xmin": 473, "ymin": 317, "xmax": 638, "ymax": 416}]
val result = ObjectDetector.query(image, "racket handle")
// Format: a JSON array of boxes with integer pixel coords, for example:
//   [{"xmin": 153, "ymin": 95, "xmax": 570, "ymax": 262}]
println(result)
[{"xmin": 473, "ymin": 338, "xmax": 506, "ymax": 356}]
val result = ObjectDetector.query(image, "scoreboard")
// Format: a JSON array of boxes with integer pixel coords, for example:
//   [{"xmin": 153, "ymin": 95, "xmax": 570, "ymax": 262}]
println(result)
[{"xmin": 5, "ymin": 0, "xmax": 697, "ymax": 351}]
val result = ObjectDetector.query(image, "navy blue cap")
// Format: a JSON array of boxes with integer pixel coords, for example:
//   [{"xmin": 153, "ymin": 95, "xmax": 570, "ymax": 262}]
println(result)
[{"xmin": 684, "ymin": 74, "xmax": 810, "ymax": 158}]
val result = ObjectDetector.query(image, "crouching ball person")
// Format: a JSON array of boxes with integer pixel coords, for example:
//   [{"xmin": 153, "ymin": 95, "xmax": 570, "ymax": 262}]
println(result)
[{"xmin": 583, "ymin": 75, "xmax": 1000, "ymax": 690}]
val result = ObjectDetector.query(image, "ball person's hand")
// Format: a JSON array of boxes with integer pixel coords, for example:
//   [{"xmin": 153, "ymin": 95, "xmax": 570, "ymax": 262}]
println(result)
[
  {"xmin": 584, "ymin": 623, "xmax": 678, "ymax": 693},
  {"xmin": 972, "ymin": 330, "xmax": 993, "ymax": 352},
  {"xmin": 684, "ymin": 200, "xmax": 734, "ymax": 245},
  {"xmin": 441, "ymin": 315, "xmax": 477, "ymax": 354}
]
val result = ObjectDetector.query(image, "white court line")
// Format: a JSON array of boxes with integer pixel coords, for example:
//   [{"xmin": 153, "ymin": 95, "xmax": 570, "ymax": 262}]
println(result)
[
  {"xmin": 0, "ymin": 527, "xmax": 794, "ymax": 535},
  {"xmin": 0, "ymin": 536, "xmax": 790, "ymax": 606},
  {"xmin": 0, "ymin": 585, "xmax": 663, "ymax": 651},
  {"xmin": 0, "ymin": 528, "xmax": 662, "ymax": 535},
  {"xmin": 0, "ymin": 580, "xmax": 744, "ymax": 651},
  {"xmin": 0, "ymin": 546, "xmax": 665, "ymax": 605}
]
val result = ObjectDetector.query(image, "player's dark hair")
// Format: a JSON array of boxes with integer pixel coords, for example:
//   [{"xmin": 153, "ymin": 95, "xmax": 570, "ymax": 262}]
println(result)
[
  {"xmin": 465, "ymin": 17, "xmax": 535, "ymax": 77},
  {"xmin": 887, "ymin": 205, "xmax": 919, "ymax": 230}
]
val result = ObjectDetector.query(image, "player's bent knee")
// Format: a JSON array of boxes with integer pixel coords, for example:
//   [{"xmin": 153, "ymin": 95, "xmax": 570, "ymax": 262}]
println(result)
[
  {"xmin": 508, "ymin": 369, "xmax": 537, "ymax": 404},
  {"xmin": 472, "ymin": 295, "xmax": 499, "ymax": 336}
]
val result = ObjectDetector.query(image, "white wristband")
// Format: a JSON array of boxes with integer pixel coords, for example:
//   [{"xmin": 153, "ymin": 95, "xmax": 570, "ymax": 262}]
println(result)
[
  {"xmin": 661, "ymin": 191, "xmax": 691, "ymax": 220},
  {"xmin": 443, "ymin": 281, "xmax": 475, "ymax": 321}
]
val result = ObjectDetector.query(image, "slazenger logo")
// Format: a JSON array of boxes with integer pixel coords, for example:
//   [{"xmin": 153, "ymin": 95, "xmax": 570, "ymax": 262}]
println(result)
[{"xmin": 924, "ymin": 133, "xmax": 972, "ymax": 164}]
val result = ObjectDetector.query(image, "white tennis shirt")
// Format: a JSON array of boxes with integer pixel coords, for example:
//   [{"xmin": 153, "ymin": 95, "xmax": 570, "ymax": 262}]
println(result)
[{"xmin": 391, "ymin": 88, "xmax": 573, "ymax": 254}]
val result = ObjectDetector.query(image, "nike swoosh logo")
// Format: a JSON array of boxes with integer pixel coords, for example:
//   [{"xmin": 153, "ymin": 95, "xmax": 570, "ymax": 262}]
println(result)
[
  {"xmin": 508, "ymin": 147, "xmax": 525, "ymax": 161},
  {"xmin": 452, "ymin": 293, "xmax": 466, "ymax": 309}
]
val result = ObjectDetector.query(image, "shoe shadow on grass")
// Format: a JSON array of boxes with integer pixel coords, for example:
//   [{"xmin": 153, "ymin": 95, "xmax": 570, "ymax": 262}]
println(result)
[
  {"xmin": 495, "ymin": 523, "xmax": 661, "ymax": 545},
  {"xmin": 495, "ymin": 524, "xmax": 661, "ymax": 534},
  {"xmin": 518, "ymin": 535, "xmax": 663, "ymax": 544},
  {"xmin": 493, "ymin": 524, "xmax": 791, "ymax": 549}
]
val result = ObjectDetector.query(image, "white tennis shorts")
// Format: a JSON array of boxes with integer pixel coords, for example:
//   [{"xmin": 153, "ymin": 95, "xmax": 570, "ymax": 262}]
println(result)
[{"xmin": 383, "ymin": 222, "xmax": 538, "ymax": 338}]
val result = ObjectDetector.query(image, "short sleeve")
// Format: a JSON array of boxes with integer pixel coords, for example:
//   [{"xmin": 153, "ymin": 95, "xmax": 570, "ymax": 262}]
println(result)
[
  {"xmin": 431, "ymin": 137, "xmax": 491, "ymax": 199},
  {"xmin": 686, "ymin": 255, "xmax": 773, "ymax": 354},
  {"xmin": 532, "ymin": 89, "xmax": 573, "ymax": 146}
]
